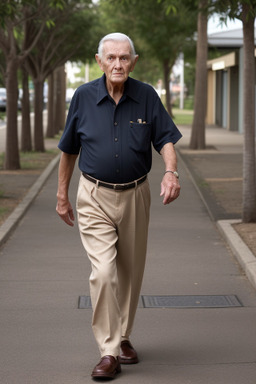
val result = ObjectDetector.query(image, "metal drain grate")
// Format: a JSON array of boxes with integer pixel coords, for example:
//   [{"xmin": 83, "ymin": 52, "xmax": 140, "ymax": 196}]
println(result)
[
  {"xmin": 78, "ymin": 296, "xmax": 144, "ymax": 309},
  {"xmin": 78, "ymin": 296, "xmax": 92, "ymax": 309},
  {"xmin": 78, "ymin": 295, "xmax": 242, "ymax": 309},
  {"xmin": 142, "ymin": 295, "xmax": 242, "ymax": 308}
]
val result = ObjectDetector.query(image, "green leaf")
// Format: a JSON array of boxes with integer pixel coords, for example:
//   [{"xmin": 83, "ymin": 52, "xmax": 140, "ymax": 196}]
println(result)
[{"xmin": 46, "ymin": 19, "xmax": 56, "ymax": 28}]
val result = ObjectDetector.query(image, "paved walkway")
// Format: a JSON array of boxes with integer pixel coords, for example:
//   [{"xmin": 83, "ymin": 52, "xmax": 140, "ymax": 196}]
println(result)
[{"xmin": 0, "ymin": 126, "xmax": 256, "ymax": 383}]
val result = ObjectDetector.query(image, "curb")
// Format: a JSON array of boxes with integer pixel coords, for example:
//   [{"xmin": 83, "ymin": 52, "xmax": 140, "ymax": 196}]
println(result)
[
  {"xmin": 177, "ymin": 149, "xmax": 215, "ymax": 221},
  {"xmin": 0, "ymin": 154, "xmax": 60, "ymax": 248},
  {"xmin": 178, "ymin": 148, "xmax": 256, "ymax": 291},
  {"xmin": 217, "ymin": 219, "xmax": 256, "ymax": 290}
]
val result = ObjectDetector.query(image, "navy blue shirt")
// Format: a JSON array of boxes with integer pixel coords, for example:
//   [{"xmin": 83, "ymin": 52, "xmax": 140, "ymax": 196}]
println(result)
[{"xmin": 58, "ymin": 74, "xmax": 182, "ymax": 183}]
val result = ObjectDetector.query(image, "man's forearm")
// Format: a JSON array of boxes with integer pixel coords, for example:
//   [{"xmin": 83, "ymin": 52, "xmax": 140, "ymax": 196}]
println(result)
[
  {"xmin": 160, "ymin": 142, "xmax": 178, "ymax": 172},
  {"xmin": 57, "ymin": 152, "xmax": 78, "ymax": 201}
]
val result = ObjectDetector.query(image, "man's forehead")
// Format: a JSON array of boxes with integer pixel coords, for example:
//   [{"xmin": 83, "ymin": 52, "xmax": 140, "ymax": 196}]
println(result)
[{"xmin": 103, "ymin": 40, "xmax": 131, "ymax": 55}]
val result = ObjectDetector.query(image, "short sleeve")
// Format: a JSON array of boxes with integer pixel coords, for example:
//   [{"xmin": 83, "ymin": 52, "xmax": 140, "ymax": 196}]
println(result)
[
  {"xmin": 151, "ymin": 95, "xmax": 182, "ymax": 153},
  {"xmin": 58, "ymin": 91, "xmax": 81, "ymax": 154}
]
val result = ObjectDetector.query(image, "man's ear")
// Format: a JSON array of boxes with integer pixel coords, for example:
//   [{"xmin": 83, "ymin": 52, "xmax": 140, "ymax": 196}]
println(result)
[
  {"xmin": 95, "ymin": 54, "xmax": 104, "ymax": 71},
  {"xmin": 130, "ymin": 55, "xmax": 139, "ymax": 72}
]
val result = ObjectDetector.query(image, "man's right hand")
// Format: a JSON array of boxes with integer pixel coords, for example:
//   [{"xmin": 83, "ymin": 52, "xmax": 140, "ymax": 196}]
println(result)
[
  {"xmin": 56, "ymin": 198, "xmax": 75, "ymax": 227},
  {"xmin": 56, "ymin": 152, "xmax": 78, "ymax": 227}
]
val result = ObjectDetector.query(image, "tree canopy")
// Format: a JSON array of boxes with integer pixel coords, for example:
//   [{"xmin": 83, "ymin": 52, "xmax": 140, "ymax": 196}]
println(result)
[
  {"xmin": 0, "ymin": 0, "xmax": 100, "ymax": 169},
  {"xmin": 99, "ymin": 0, "xmax": 197, "ymax": 115}
]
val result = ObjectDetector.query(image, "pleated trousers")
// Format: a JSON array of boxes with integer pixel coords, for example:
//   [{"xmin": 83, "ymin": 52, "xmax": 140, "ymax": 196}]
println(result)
[{"xmin": 76, "ymin": 174, "xmax": 151, "ymax": 357}]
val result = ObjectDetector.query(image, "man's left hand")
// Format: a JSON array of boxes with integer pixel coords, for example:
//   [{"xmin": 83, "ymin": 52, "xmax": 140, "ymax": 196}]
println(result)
[{"xmin": 160, "ymin": 173, "xmax": 180, "ymax": 205}]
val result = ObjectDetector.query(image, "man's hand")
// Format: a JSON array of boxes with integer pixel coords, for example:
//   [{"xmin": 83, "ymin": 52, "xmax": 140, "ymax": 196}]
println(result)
[
  {"xmin": 56, "ymin": 152, "xmax": 78, "ymax": 227},
  {"xmin": 56, "ymin": 198, "xmax": 75, "ymax": 226},
  {"xmin": 160, "ymin": 172, "xmax": 180, "ymax": 205}
]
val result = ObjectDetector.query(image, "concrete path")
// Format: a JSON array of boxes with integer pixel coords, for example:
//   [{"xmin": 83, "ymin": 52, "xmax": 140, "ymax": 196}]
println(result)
[{"xmin": 0, "ymin": 132, "xmax": 256, "ymax": 383}]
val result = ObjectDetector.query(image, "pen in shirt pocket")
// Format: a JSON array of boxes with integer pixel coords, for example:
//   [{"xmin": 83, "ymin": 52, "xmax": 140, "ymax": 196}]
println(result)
[
  {"xmin": 129, "ymin": 119, "xmax": 147, "ymax": 124},
  {"xmin": 130, "ymin": 119, "xmax": 147, "ymax": 124},
  {"xmin": 138, "ymin": 118, "xmax": 147, "ymax": 124}
]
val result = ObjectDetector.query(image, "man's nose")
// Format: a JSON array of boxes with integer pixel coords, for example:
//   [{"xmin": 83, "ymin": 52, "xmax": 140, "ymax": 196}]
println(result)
[{"xmin": 114, "ymin": 58, "xmax": 121, "ymax": 68}]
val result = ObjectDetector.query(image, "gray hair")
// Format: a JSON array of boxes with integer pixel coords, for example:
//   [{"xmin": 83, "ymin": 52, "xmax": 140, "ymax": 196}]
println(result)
[{"xmin": 97, "ymin": 33, "xmax": 136, "ymax": 59}]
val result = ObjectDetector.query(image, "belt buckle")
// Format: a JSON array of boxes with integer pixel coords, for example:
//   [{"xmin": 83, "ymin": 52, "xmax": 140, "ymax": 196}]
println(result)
[
  {"xmin": 113, "ymin": 184, "xmax": 121, "ymax": 190},
  {"xmin": 114, "ymin": 183, "xmax": 125, "ymax": 191}
]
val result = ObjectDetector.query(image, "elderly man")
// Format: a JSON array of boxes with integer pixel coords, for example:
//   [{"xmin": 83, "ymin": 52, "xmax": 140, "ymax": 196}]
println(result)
[{"xmin": 56, "ymin": 32, "xmax": 182, "ymax": 380}]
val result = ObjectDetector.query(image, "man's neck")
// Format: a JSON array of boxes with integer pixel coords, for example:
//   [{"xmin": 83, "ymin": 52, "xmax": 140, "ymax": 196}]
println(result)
[{"xmin": 106, "ymin": 80, "xmax": 124, "ymax": 105}]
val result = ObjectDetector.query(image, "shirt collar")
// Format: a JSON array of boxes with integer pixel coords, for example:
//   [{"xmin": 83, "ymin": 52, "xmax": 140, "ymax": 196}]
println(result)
[
  {"xmin": 96, "ymin": 75, "xmax": 109, "ymax": 104},
  {"xmin": 124, "ymin": 77, "xmax": 140, "ymax": 103},
  {"xmin": 96, "ymin": 74, "xmax": 140, "ymax": 104}
]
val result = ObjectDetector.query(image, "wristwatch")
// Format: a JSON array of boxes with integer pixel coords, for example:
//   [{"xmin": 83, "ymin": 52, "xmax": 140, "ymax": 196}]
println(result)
[{"xmin": 164, "ymin": 170, "xmax": 179, "ymax": 179}]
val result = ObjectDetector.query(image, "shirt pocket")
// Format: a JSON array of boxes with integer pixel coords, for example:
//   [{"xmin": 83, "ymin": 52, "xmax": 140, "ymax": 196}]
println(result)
[{"xmin": 129, "ymin": 122, "xmax": 151, "ymax": 153}]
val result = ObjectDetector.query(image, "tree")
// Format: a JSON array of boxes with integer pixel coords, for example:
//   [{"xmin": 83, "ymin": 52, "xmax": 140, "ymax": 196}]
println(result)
[
  {"xmin": 0, "ymin": 0, "xmax": 64, "ymax": 169},
  {"xmin": 0, "ymin": 51, "xmax": 5, "ymax": 87},
  {"xmin": 25, "ymin": 1, "xmax": 98, "ymax": 151},
  {"xmin": 217, "ymin": 0, "xmax": 256, "ymax": 222},
  {"xmin": 21, "ymin": 65, "xmax": 32, "ymax": 151},
  {"xmin": 46, "ymin": 70, "xmax": 57, "ymax": 138},
  {"xmin": 240, "ymin": 2, "xmax": 256, "ymax": 222},
  {"xmin": 99, "ymin": 0, "xmax": 197, "ymax": 117},
  {"xmin": 47, "ymin": 65, "xmax": 66, "ymax": 138},
  {"xmin": 189, "ymin": 0, "xmax": 208, "ymax": 149}
]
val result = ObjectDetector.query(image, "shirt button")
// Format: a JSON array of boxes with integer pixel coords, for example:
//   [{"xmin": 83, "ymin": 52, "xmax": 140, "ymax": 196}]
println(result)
[
  {"xmin": 114, "ymin": 122, "xmax": 118, "ymax": 126},
  {"xmin": 116, "ymin": 169, "xmax": 120, "ymax": 173},
  {"xmin": 114, "ymin": 138, "xmax": 118, "ymax": 142},
  {"xmin": 115, "ymin": 154, "xmax": 119, "ymax": 158}
]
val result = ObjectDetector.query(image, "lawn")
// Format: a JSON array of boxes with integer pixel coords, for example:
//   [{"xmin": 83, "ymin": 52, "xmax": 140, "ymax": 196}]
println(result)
[{"xmin": 172, "ymin": 108, "xmax": 193, "ymax": 126}]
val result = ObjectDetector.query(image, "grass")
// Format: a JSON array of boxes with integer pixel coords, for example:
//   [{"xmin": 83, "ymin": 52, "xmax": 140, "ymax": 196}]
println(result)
[
  {"xmin": 0, "ymin": 149, "xmax": 59, "ymax": 170},
  {"xmin": 0, "ymin": 147, "xmax": 59, "ymax": 225},
  {"xmin": 198, "ymin": 180, "xmax": 210, "ymax": 188},
  {"xmin": 48, "ymin": 131, "xmax": 63, "ymax": 142},
  {"xmin": 172, "ymin": 108, "xmax": 193, "ymax": 126},
  {"xmin": 20, "ymin": 149, "xmax": 59, "ymax": 169},
  {"xmin": 0, "ymin": 206, "xmax": 9, "ymax": 216}
]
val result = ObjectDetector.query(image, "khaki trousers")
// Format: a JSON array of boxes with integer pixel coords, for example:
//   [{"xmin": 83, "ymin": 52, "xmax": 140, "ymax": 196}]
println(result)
[{"xmin": 76, "ymin": 175, "xmax": 151, "ymax": 357}]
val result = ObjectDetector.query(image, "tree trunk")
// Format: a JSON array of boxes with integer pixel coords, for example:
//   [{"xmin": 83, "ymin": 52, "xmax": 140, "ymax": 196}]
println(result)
[
  {"xmin": 189, "ymin": 0, "xmax": 208, "ymax": 150},
  {"xmin": 241, "ymin": 6, "xmax": 256, "ymax": 222},
  {"xmin": 54, "ymin": 66, "xmax": 66, "ymax": 134},
  {"xmin": 163, "ymin": 60, "xmax": 173, "ymax": 118},
  {"xmin": 4, "ymin": 56, "xmax": 20, "ymax": 170},
  {"xmin": 21, "ymin": 67, "xmax": 32, "ymax": 151},
  {"xmin": 33, "ymin": 79, "xmax": 45, "ymax": 152},
  {"xmin": 59, "ymin": 65, "xmax": 66, "ymax": 132},
  {"xmin": 46, "ymin": 72, "xmax": 55, "ymax": 138}
]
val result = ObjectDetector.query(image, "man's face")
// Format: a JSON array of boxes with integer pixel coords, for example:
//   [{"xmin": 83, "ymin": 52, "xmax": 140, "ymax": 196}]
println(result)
[{"xmin": 96, "ymin": 40, "xmax": 138, "ymax": 87}]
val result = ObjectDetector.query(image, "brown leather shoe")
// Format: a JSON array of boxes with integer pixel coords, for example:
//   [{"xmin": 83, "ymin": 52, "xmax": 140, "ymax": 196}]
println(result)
[
  {"xmin": 119, "ymin": 340, "xmax": 139, "ymax": 364},
  {"xmin": 91, "ymin": 355, "xmax": 121, "ymax": 379}
]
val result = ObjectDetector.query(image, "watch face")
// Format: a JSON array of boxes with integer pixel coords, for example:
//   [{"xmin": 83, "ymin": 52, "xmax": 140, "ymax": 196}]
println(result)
[{"xmin": 174, "ymin": 171, "xmax": 179, "ymax": 178}]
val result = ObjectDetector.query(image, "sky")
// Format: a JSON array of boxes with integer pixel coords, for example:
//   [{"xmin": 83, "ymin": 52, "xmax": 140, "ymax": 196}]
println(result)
[{"xmin": 207, "ymin": 14, "xmax": 243, "ymax": 34}]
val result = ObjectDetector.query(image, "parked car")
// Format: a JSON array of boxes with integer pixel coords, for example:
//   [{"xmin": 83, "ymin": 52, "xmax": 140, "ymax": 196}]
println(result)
[
  {"xmin": 0, "ymin": 88, "xmax": 7, "ymax": 111},
  {"xmin": 0, "ymin": 87, "xmax": 22, "ymax": 111}
]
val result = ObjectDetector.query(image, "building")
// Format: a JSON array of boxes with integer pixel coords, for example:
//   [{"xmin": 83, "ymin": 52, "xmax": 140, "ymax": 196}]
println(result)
[{"xmin": 206, "ymin": 28, "xmax": 256, "ymax": 133}]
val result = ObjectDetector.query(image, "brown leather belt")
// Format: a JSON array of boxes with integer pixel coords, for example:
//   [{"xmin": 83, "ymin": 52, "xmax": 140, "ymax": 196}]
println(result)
[{"xmin": 82, "ymin": 173, "xmax": 147, "ymax": 191}]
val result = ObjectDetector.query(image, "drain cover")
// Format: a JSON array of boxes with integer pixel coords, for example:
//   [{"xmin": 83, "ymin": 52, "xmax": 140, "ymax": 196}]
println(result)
[
  {"xmin": 78, "ymin": 296, "xmax": 92, "ymax": 309},
  {"xmin": 142, "ymin": 295, "xmax": 242, "ymax": 308},
  {"xmin": 78, "ymin": 295, "xmax": 242, "ymax": 309},
  {"xmin": 78, "ymin": 296, "xmax": 144, "ymax": 309}
]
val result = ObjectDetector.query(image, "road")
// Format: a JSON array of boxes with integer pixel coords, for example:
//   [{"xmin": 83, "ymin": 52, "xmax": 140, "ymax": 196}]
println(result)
[{"xmin": 0, "ymin": 111, "xmax": 48, "ymax": 153}]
